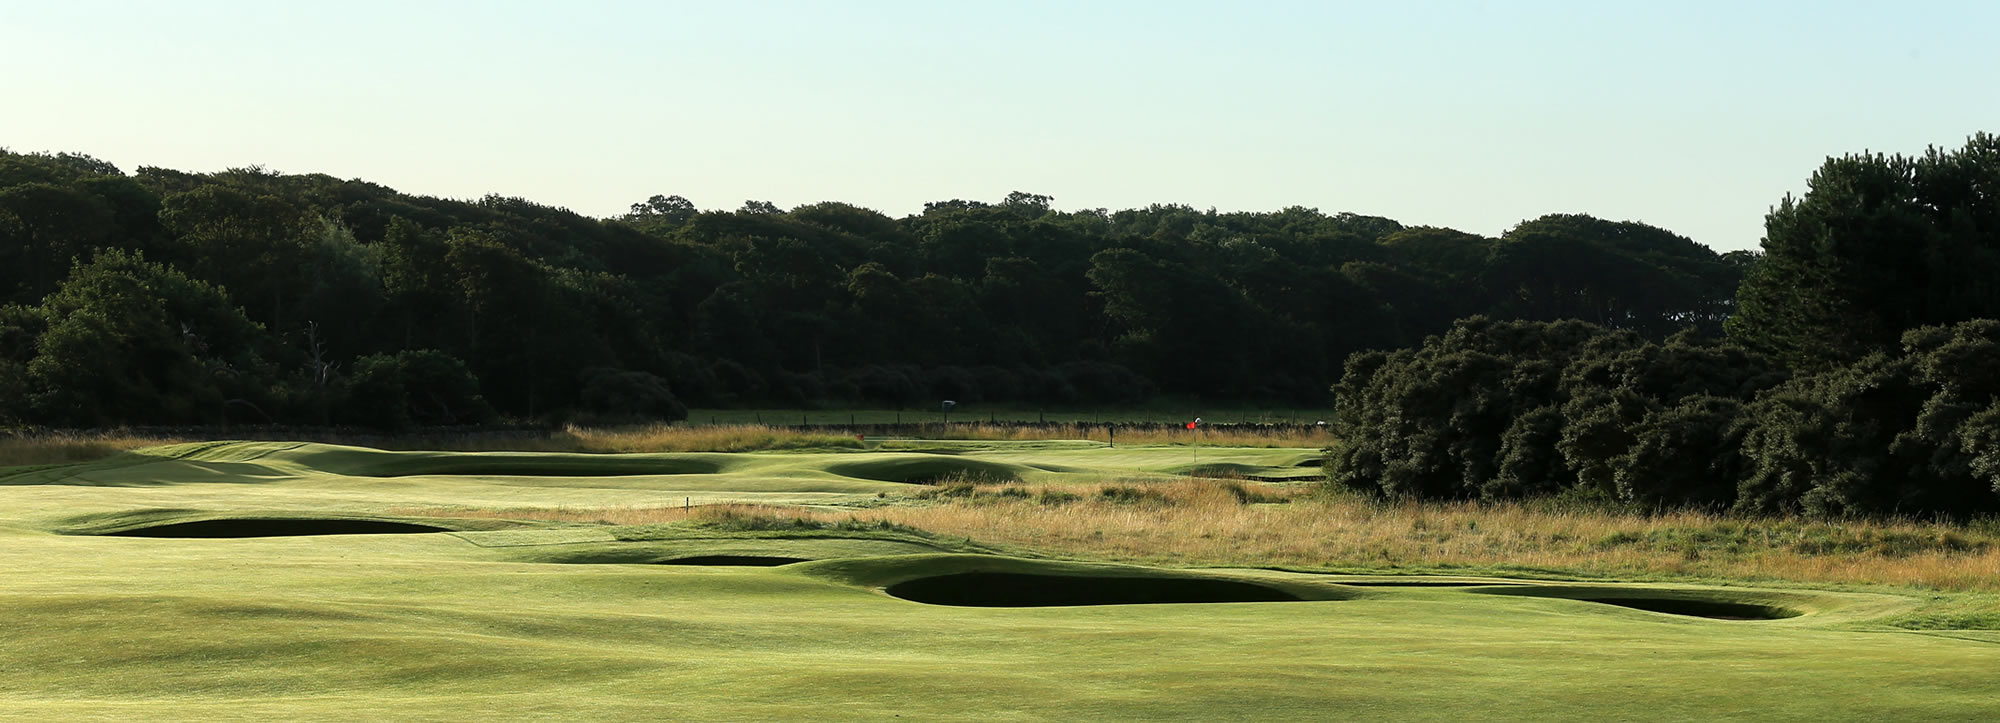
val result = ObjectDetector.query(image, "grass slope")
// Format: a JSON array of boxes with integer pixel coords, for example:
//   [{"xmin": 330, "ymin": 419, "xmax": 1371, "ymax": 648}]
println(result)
[{"xmin": 2, "ymin": 441, "xmax": 1998, "ymax": 719}]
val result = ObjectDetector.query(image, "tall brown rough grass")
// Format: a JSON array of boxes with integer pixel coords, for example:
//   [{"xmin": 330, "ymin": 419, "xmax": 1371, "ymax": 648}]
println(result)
[
  {"xmin": 0, "ymin": 432, "xmax": 191, "ymax": 468},
  {"xmin": 395, "ymin": 479, "xmax": 2000, "ymax": 592}
]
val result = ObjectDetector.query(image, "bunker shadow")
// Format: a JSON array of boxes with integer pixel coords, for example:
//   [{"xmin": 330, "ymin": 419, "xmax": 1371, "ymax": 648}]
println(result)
[
  {"xmin": 886, "ymin": 571, "xmax": 1307, "ymax": 607},
  {"xmin": 654, "ymin": 555, "xmax": 810, "ymax": 566},
  {"xmin": 1469, "ymin": 586, "xmax": 1803, "ymax": 620},
  {"xmin": 103, "ymin": 518, "xmax": 453, "ymax": 538}
]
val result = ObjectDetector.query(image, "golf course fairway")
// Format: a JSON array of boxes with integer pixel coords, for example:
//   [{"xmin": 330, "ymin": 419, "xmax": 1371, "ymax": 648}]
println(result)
[{"xmin": 2, "ymin": 441, "xmax": 1996, "ymax": 719}]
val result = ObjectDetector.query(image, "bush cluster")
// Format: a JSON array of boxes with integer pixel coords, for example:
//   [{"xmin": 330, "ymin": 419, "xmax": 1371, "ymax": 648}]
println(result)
[{"xmin": 1330, "ymin": 317, "xmax": 2000, "ymax": 518}]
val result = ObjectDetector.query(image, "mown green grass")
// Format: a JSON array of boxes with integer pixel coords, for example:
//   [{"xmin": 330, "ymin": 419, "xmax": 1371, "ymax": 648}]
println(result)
[
  {"xmin": 3, "ymin": 441, "xmax": 1999, "ymax": 719},
  {"xmin": 685, "ymin": 407, "xmax": 1334, "ymax": 426}
]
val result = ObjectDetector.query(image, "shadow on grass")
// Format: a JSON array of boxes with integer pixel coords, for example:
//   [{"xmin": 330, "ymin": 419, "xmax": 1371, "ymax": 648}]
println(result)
[
  {"xmin": 1568, "ymin": 597, "xmax": 1801, "ymax": 620},
  {"xmin": 1471, "ymin": 585, "xmax": 1805, "ymax": 620},
  {"xmin": 1336, "ymin": 580, "xmax": 1527, "ymax": 587},
  {"xmin": 104, "ymin": 519, "xmax": 453, "ymax": 538},
  {"xmin": 654, "ymin": 555, "xmax": 810, "ymax": 566},
  {"xmin": 886, "ymin": 572, "xmax": 1306, "ymax": 607},
  {"xmin": 354, "ymin": 454, "xmax": 723, "ymax": 477}
]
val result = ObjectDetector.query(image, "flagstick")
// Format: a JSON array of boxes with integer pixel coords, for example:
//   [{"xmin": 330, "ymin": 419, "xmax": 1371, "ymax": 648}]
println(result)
[{"xmin": 1192, "ymin": 417, "xmax": 1203, "ymax": 468}]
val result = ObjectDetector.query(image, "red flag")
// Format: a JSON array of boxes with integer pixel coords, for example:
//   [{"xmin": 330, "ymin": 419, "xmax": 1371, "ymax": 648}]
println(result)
[{"xmin": 1185, "ymin": 421, "xmax": 1197, "ymax": 429}]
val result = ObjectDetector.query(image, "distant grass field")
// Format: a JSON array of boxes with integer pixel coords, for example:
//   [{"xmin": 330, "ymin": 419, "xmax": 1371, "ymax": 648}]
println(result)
[
  {"xmin": 0, "ymin": 416, "xmax": 1334, "ymax": 461},
  {"xmin": 685, "ymin": 406, "xmax": 1335, "ymax": 427},
  {"xmin": 4, "ymin": 440, "xmax": 2000, "ymax": 719}
]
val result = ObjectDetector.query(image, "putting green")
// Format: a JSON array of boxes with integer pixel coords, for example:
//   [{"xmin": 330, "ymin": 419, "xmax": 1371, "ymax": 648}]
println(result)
[{"xmin": 1, "ymin": 442, "xmax": 1996, "ymax": 719}]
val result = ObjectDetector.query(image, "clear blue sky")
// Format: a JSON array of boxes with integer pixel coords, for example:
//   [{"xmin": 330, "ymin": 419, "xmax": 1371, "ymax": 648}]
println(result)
[{"xmin": 4, "ymin": 0, "xmax": 1995, "ymax": 251}]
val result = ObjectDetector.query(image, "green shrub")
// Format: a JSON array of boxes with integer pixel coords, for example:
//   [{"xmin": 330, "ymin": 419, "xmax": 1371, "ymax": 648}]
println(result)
[
  {"xmin": 578, "ymin": 367, "xmax": 688, "ymax": 422},
  {"xmin": 1329, "ymin": 317, "xmax": 1799, "ymax": 510},
  {"xmin": 1098, "ymin": 486, "xmax": 1169, "ymax": 505},
  {"xmin": 1036, "ymin": 490, "xmax": 1082, "ymax": 505},
  {"xmin": 341, "ymin": 350, "xmax": 494, "ymax": 430}
]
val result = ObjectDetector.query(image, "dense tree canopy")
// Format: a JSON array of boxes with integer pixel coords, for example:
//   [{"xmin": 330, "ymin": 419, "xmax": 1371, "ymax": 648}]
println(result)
[
  {"xmin": 1730, "ymin": 133, "xmax": 2000, "ymax": 368},
  {"xmin": 0, "ymin": 146, "xmax": 1745, "ymax": 428},
  {"xmin": 1328, "ymin": 133, "xmax": 2000, "ymax": 518}
]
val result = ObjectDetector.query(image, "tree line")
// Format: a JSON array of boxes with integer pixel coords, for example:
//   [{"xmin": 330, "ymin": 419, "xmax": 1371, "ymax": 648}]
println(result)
[
  {"xmin": 0, "ymin": 148, "xmax": 1745, "ymax": 428},
  {"xmin": 1331, "ymin": 134, "xmax": 2000, "ymax": 517}
]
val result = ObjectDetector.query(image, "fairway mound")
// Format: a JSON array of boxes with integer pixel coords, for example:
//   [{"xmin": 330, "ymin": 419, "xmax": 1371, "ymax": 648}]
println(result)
[
  {"xmin": 655, "ymin": 555, "xmax": 809, "ymax": 566},
  {"xmin": 825, "ymin": 455, "xmax": 1025, "ymax": 484},
  {"xmin": 1336, "ymin": 580, "xmax": 1526, "ymax": 587},
  {"xmin": 516, "ymin": 537, "xmax": 963, "ymax": 564},
  {"xmin": 350, "ymin": 453, "xmax": 724, "ymax": 478},
  {"xmin": 103, "ymin": 518, "xmax": 453, "ymax": 538},
  {"xmin": 1472, "ymin": 585, "xmax": 1806, "ymax": 620},
  {"xmin": 267, "ymin": 445, "xmax": 729, "ymax": 478},
  {"xmin": 885, "ymin": 572, "xmax": 1305, "ymax": 607}
]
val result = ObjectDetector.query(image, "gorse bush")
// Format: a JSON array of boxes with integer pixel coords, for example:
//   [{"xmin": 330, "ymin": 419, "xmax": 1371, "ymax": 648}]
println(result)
[
  {"xmin": 1329, "ymin": 317, "xmax": 2000, "ymax": 518},
  {"xmin": 1329, "ymin": 318, "xmax": 1786, "ymax": 506},
  {"xmin": 1735, "ymin": 321, "xmax": 2000, "ymax": 517}
]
